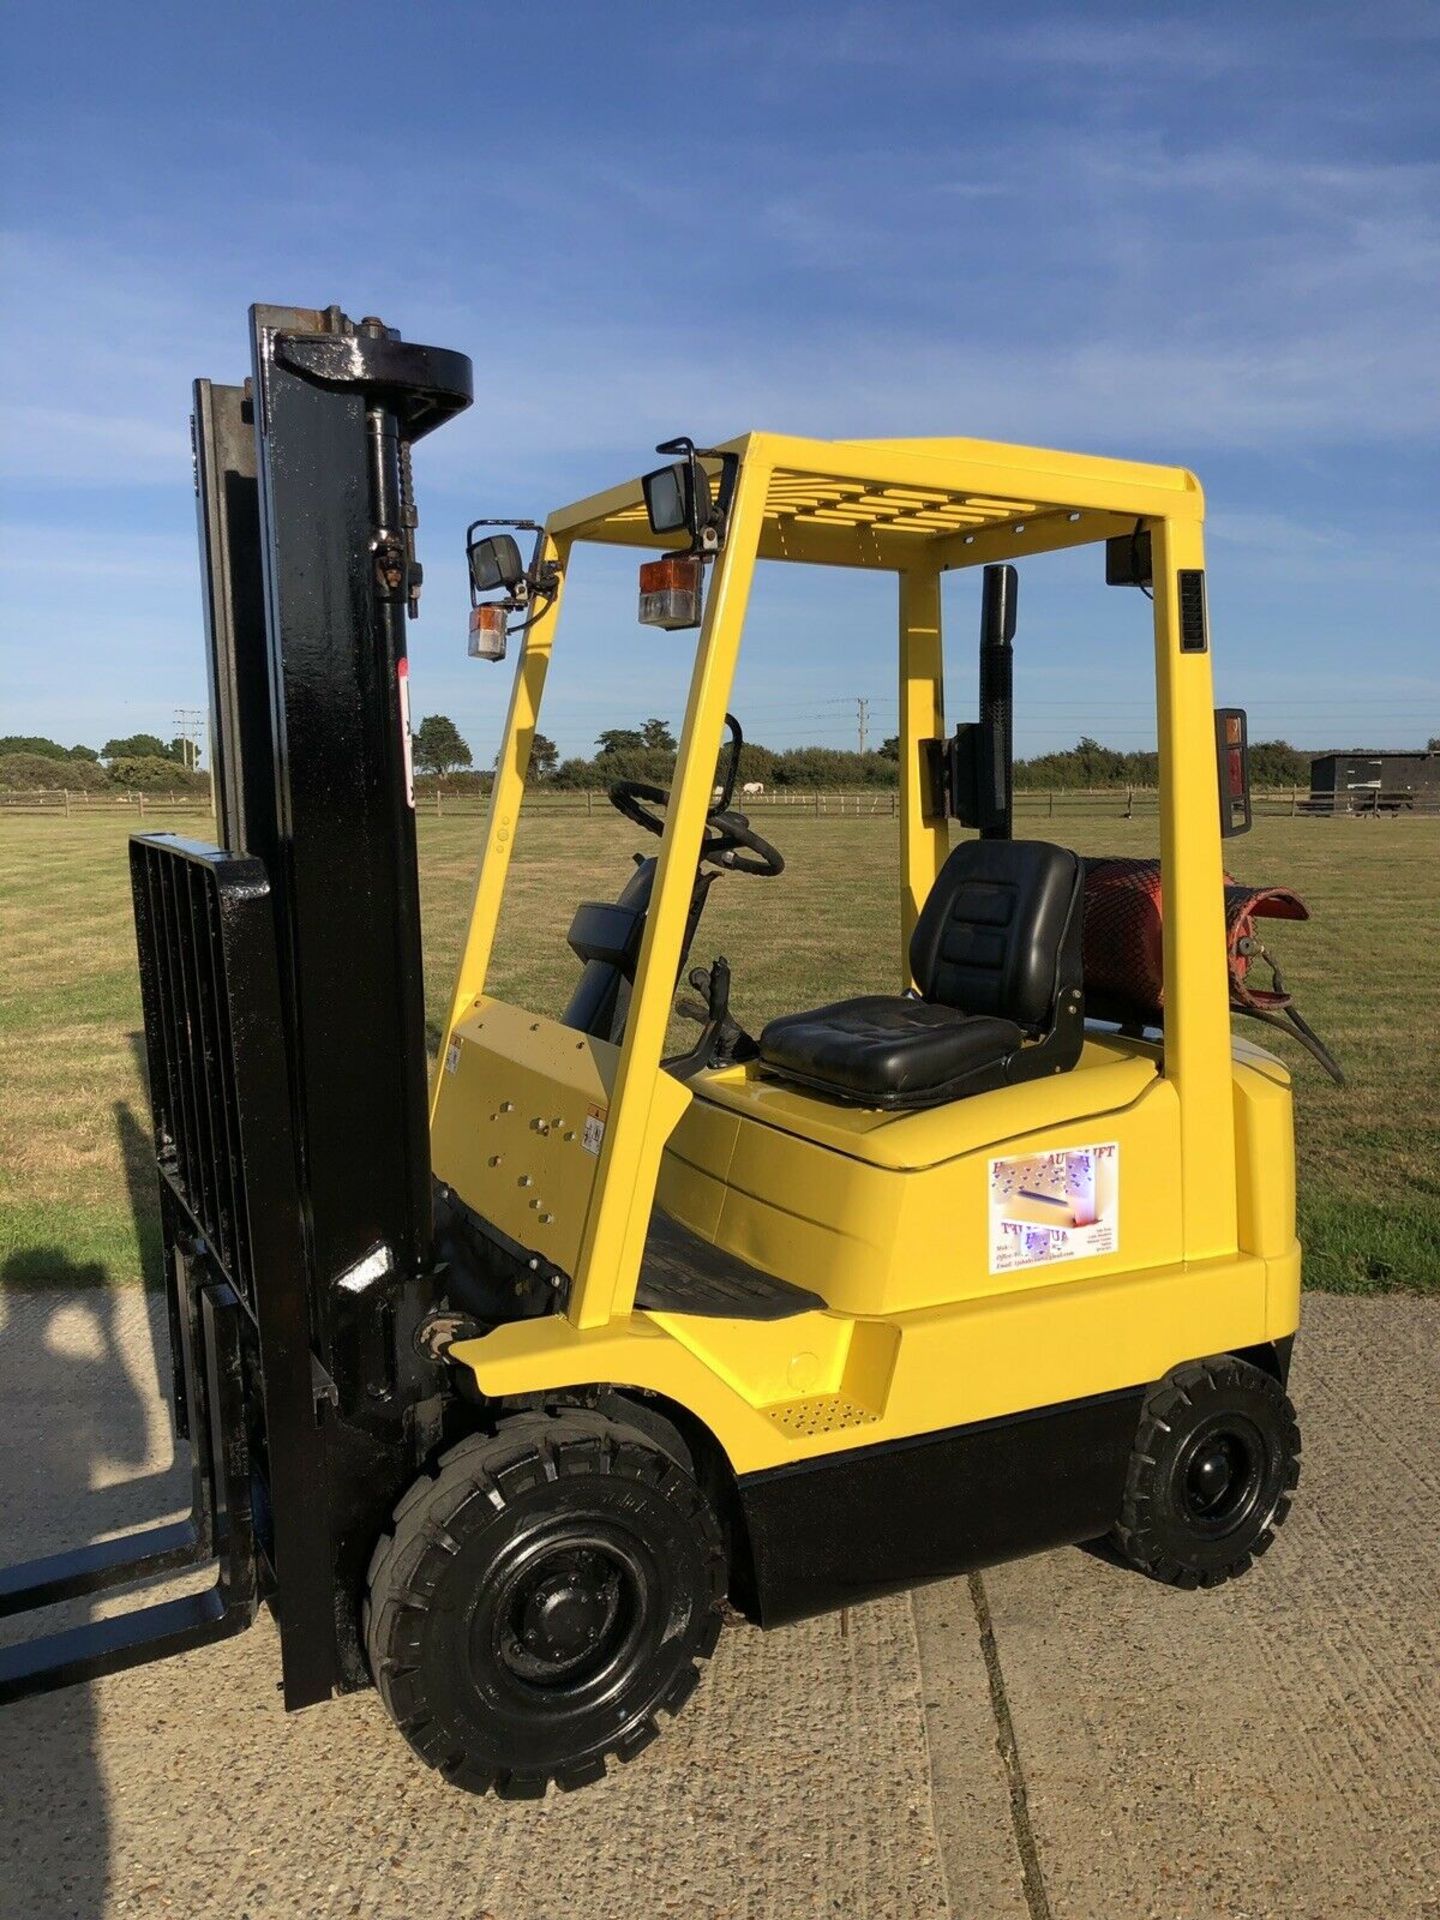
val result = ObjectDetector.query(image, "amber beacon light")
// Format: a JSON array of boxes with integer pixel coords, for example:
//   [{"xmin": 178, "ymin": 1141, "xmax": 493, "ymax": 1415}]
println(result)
[{"xmin": 638, "ymin": 553, "xmax": 704, "ymax": 630}]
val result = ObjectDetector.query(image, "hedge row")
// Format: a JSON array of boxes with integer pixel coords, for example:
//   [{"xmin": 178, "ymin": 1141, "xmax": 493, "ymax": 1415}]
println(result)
[{"xmin": 0, "ymin": 752, "xmax": 210, "ymax": 793}]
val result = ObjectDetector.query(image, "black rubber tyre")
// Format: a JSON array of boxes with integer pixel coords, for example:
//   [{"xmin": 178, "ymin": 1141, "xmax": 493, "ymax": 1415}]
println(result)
[
  {"xmin": 364, "ymin": 1410, "xmax": 725, "ymax": 1797},
  {"xmin": 1111, "ymin": 1355, "xmax": 1300, "ymax": 1589}
]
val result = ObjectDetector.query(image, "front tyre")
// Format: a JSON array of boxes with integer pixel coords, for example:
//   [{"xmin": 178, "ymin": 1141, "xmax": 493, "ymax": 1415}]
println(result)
[
  {"xmin": 365, "ymin": 1411, "xmax": 725, "ymax": 1796},
  {"xmin": 1111, "ymin": 1355, "xmax": 1300, "ymax": 1589}
]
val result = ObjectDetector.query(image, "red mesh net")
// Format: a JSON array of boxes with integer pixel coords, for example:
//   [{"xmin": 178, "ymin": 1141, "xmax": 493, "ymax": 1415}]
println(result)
[{"xmin": 1081, "ymin": 857, "xmax": 1309, "ymax": 1022}]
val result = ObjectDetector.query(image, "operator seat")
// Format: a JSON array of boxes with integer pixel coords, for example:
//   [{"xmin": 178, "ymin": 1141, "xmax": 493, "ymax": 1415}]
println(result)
[{"xmin": 757, "ymin": 839, "xmax": 1084, "ymax": 1110}]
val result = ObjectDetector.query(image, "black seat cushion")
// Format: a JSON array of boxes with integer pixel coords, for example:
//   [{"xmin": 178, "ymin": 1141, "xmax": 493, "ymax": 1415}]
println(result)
[
  {"xmin": 910, "ymin": 838, "xmax": 1079, "ymax": 1026},
  {"xmin": 759, "ymin": 996, "xmax": 1025, "ymax": 1106},
  {"xmin": 757, "ymin": 840, "xmax": 1082, "ymax": 1108}
]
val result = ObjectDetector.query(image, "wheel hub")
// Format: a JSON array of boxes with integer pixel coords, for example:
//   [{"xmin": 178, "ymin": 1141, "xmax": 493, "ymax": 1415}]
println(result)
[
  {"xmin": 1187, "ymin": 1437, "xmax": 1242, "ymax": 1512},
  {"xmin": 497, "ymin": 1545, "xmax": 630, "ymax": 1685},
  {"xmin": 521, "ymin": 1565, "xmax": 616, "ymax": 1663},
  {"xmin": 1178, "ymin": 1421, "xmax": 1263, "ymax": 1534}
]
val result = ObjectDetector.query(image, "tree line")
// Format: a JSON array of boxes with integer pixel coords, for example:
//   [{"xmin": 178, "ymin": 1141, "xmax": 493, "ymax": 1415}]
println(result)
[
  {"xmin": 0, "ymin": 733, "xmax": 209, "ymax": 793},
  {"xmin": 3, "ymin": 719, "xmax": 1370, "ymax": 799},
  {"xmin": 408, "ymin": 715, "xmax": 1321, "ymax": 793}
]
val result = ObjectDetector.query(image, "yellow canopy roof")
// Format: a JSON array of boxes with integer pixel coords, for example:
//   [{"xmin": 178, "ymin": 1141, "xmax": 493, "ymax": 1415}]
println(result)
[{"xmin": 546, "ymin": 431, "xmax": 1202, "ymax": 572}]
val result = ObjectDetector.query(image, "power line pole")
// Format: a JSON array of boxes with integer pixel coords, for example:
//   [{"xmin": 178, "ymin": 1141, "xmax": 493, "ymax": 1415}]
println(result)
[
  {"xmin": 173, "ymin": 707, "xmax": 205, "ymax": 772},
  {"xmin": 856, "ymin": 697, "xmax": 869, "ymax": 754}
]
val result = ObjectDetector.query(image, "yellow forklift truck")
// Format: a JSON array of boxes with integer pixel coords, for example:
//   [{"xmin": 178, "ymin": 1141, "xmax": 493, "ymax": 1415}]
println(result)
[{"xmin": 0, "ymin": 304, "xmax": 1333, "ymax": 1801}]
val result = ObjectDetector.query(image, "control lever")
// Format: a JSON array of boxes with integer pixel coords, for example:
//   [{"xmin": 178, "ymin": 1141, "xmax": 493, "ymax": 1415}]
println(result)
[
  {"xmin": 664, "ymin": 957, "xmax": 755, "ymax": 1079},
  {"xmin": 704, "ymin": 958, "xmax": 731, "ymax": 1025},
  {"xmin": 676, "ymin": 965, "xmax": 715, "ymax": 1026}
]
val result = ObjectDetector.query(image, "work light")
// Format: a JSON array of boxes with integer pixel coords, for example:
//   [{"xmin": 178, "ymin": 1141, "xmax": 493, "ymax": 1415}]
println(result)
[
  {"xmin": 469, "ymin": 533, "xmax": 525, "ymax": 597},
  {"xmin": 642, "ymin": 458, "xmax": 711, "ymax": 541}
]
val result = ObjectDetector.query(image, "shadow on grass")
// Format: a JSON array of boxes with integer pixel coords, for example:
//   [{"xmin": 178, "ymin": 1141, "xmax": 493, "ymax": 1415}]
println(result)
[
  {"xmin": 122, "ymin": 1037, "xmax": 164, "ymax": 1287},
  {"xmin": 3, "ymin": 1245, "xmax": 117, "ymax": 1289}
]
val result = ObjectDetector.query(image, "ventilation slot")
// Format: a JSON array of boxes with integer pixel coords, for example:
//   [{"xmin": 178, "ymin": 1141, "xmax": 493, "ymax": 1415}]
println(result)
[{"xmin": 1178, "ymin": 569, "xmax": 1208, "ymax": 653}]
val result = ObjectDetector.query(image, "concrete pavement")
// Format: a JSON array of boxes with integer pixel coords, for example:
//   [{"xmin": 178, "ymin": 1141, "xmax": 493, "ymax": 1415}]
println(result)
[
  {"xmin": 945, "ymin": 1295, "xmax": 1440, "ymax": 1920},
  {"xmin": 1, "ymin": 1288, "xmax": 1435, "ymax": 1920}
]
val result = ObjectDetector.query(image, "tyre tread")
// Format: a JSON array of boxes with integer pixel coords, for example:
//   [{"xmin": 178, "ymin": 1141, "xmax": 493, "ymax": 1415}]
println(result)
[
  {"xmin": 1111, "ymin": 1353, "xmax": 1300, "ymax": 1589},
  {"xmin": 365, "ymin": 1410, "xmax": 725, "ymax": 1797}
]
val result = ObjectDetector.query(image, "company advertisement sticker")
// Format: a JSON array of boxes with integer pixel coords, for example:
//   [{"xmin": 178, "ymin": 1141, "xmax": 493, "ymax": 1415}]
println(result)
[{"xmin": 988, "ymin": 1143, "xmax": 1118, "ymax": 1273}]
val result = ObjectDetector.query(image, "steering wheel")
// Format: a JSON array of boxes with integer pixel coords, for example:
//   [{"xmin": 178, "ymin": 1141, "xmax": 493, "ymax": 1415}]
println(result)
[{"xmin": 609, "ymin": 714, "xmax": 785, "ymax": 877}]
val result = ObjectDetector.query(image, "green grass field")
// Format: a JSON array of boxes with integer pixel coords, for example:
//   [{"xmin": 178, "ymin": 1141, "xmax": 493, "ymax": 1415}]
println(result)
[{"xmin": 2, "ymin": 807, "xmax": 1436, "ymax": 1295}]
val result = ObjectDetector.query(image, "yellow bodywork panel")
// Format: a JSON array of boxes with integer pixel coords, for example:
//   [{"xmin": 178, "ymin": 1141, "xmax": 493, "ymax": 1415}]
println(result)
[
  {"xmin": 646, "ymin": 1307, "xmax": 899, "ymax": 1417},
  {"xmin": 448, "ymin": 1026, "xmax": 1297, "ymax": 1478},
  {"xmin": 451, "ymin": 1237, "xmax": 1294, "ymax": 1478},
  {"xmin": 680, "ymin": 1034, "xmax": 1156, "ymax": 1171},
  {"xmin": 1231, "ymin": 1040, "xmax": 1298, "ymax": 1260},
  {"xmin": 431, "ymin": 996, "xmax": 689, "ymax": 1284},
  {"xmin": 654, "ymin": 1046, "xmax": 1180, "ymax": 1319}
]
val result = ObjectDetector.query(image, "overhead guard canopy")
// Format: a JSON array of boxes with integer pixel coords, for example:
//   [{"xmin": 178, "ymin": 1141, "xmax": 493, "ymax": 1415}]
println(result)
[{"xmin": 546, "ymin": 432, "xmax": 1204, "ymax": 573}]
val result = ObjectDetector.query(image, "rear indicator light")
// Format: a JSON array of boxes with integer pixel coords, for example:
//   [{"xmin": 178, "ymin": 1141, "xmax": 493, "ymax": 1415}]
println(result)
[
  {"xmin": 638, "ymin": 554, "xmax": 703, "ymax": 631},
  {"xmin": 468, "ymin": 604, "xmax": 508, "ymax": 660}
]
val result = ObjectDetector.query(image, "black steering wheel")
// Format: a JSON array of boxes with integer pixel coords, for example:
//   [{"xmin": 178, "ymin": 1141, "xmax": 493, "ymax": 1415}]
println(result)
[{"xmin": 609, "ymin": 714, "xmax": 785, "ymax": 878}]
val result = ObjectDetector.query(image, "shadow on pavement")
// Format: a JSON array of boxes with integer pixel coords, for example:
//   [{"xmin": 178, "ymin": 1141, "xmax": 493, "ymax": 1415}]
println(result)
[{"xmin": 0, "ymin": 1099, "xmax": 175, "ymax": 1920}]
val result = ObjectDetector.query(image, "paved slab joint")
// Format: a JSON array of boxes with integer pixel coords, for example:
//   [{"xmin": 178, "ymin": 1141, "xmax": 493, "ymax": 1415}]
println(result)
[{"xmin": 968, "ymin": 1570, "xmax": 1054, "ymax": 1920}]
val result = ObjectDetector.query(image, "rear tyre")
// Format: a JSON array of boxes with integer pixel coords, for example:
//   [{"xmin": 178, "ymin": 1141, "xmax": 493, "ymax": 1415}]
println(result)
[
  {"xmin": 364, "ymin": 1410, "xmax": 725, "ymax": 1796},
  {"xmin": 1110, "ymin": 1355, "xmax": 1300, "ymax": 1589}
]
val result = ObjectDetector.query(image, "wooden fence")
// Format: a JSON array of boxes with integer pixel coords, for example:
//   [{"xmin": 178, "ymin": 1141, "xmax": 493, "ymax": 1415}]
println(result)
[
  {"xmin": 3, "ymin": 784, "xmax": 1436, "ymax": 821},
  {"xmin": 0, "ymin": 788, "xmax": 211, "ymax": 817},
  {"xmin": 357, "ymin": 784, "xmax": 1440, "ymax": 821}
]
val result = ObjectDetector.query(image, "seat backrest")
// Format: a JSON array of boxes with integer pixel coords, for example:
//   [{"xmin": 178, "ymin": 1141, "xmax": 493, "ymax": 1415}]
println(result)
[{"xmin": 909, "ymin": 839, "xmax": 1081, "ymax": 1030}]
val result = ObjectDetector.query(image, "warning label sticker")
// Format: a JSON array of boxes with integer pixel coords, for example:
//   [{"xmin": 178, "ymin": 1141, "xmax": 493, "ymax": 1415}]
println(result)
[
  {"xmin": 989, "ymin": 1142, "xmax": 1119, "ymax": 1274},
  {"xmin": 397, "ymin": 655, "xmax": 415, "ymax": 810},
  {"xmin": 582, "ymin": 1105, "xmax": 606, "ymax": 1155},
  {"xmin": 444, "ymin": 1039, "xmax": 461, "ymax": 1075}
]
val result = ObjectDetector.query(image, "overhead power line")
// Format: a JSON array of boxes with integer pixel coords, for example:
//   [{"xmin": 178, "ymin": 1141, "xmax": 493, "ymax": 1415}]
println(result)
[{"xmin": 173, "ymin": 707, "xmax": 205, "ymax": 772}]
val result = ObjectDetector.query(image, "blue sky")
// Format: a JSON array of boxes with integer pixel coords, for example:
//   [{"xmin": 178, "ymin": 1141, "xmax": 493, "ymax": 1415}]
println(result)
[{"xmin": 2, "ymin": 1, "xmax": 1437, "ymax": 766}]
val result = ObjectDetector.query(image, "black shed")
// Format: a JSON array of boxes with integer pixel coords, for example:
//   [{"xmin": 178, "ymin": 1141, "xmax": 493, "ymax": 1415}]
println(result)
[{"xmin": 1308, "ymin": 749, "xmax": 1440, "ymax": 811}]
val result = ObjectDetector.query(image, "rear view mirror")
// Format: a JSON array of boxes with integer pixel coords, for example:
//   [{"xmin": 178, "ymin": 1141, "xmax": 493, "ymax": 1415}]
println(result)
[
  {"xmin": 642, "ymin": 458, "xmax": 711, "ymax": 543},
  {"xmin": 468, "ymin": 533, "xmax": 525, "ymax": 596}
]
